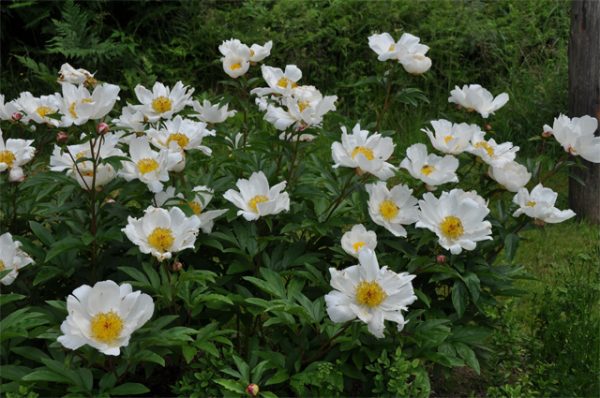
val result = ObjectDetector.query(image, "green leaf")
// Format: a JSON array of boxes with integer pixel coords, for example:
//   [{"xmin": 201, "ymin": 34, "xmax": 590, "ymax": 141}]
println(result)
[
  {"xmin": 232, "ymin": 354, "xmax": 250, "ymax": 383},
  {"xmin": 22, "ymin": 369, "xmax": 71, "ymax": 384},
  {"xmin": 214, "ymin": 379, "xmax": 246, "ymax": 394},
  {"xmin": 455, "ymin": 342, "xmax": 480, "ymax": 374},
  {"xmin": 462, "ymin": 273, "xmax": 481, "ymax": 303},
  {"xmin": 265, "ymin": 369, "xmax": 289, "ymax": 386},
  {"xmin": 0, "ymin": 293, "xmax": 26, "ymax": 306},
  {"xmin": 45, "ymin": 237, "xmax": 84, "ymax": 262},
  {"xmin": 29, "ymin": 221, "xmax": 54, "ymax": 245},
  {"xmin": 109, "ymin": 383, "xmax": 150, "ymax": 395},
  {"xmin": 504, "ymin": 233, "xmax": 520, "ymax": 262},
  {"xmin": 452, "ymin": 281, "xmax": 468, "ymax": 318}
]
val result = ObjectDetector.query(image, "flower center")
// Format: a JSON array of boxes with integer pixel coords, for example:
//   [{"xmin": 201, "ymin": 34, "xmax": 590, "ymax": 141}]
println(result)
[
  {"xmin": 356, "ymin": 281, "xmax": 387, "ymax": 308},
  {"xmin": 147, "ymin": 227, "xmax": 174, "ymax": 252},
  {"xmin": 69, "ymin": 102, "xmax": 78, "ymax": 118},
  {"xmin": 379, "ymin": 200, "xmax": 399, "ymax": 221},
  {"xmin": 0, "ymin": 260, "xmax": 5, "ymax": 271},
  {"xmin": 189, "ymin": 201, "xmax": 202, "ymax": 215},
  {"xmin": 351, "ymin": 146, "xmax": 375, "ymax": 160},
  {"xmin": 90, "ymin": 311, "xmax": 124, "ymax": 344},
  {"xmin": 388, "ymin": 44, "xmax": 395, "ymax": 52},
  {"xmin": 151, "ymin": 96, "xmax": 172, "ymax": 114},
  {"xmin": 526, "ymin": 200, "xmax": 536, "ymax": 207},
  {"xmin": 137, "ymin": 158, "xmax": 159, "ymax": 174},
  {"xmin": 249, "ymin": 49, "xmax": 255, "ymax": 57},
  {"xmin": 440, "ymin": 216, "xmax": 464, "ymax": 239},
  {"xmin": 166, "ymin": 133, "xmax": 190, "ymax": 149},
  {"xmin": 421, "ymin": 165, "xmax": 435, "ymax": 176},
  {"xmin": 230, "ymin": 62, "xmax": 242, "ymax": 71},
  {"xmin": 277, "ymin": 77, "xmax": 298, "ymax": 89},
  {"xmin": 36, "ymin": 106, "xmax": 55, "ymax": 118},
  {"xmin": 248, "ymin": 195, "xmax": 269, "ymax": 213},
  {"xmin": 444, "ymin": 135, "xmax": 453, "ymax": 144},
  {"xmin": 0, "ymin": 150, "xmax": 16, "ymax": 167},
  {"xmin": 352, "ymin": 241, "xmax": 366, "ymax": 253},
  {"xmin": 474, "ymin": 141, "xmax": 494, "ymax": 157},
  {"xmin": 298, "ymin": 100, "xmax": 310, "ymax": 113}
]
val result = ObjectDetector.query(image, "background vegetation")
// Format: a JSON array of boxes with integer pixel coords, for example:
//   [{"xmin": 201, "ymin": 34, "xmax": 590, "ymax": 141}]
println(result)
[{"xmin": 1, "ymin": 0, "xmax": 598, "ymax": 397}]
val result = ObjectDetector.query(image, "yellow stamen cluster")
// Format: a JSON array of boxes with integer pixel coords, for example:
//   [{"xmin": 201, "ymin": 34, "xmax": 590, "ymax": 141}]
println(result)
[
  {"xmin": 147, "ymin": 227, "xmax": 174, "ymax": 252},
  {"xmin": 352, "ymin": 241, "xmax": 366, "ymax": 253},
  {"xmin": 474, "ymin": 141, "xmax": 494, "ymax": 157},
  {"xmin": 69, "ymin": 102, "xmax": 78, "ymax": 118},
  {"xmin": 151, "ymin": 96, "xmax": 172, "ymax": 113},
  {"xmin": 230, "ymin": 63, "xmax": 242, "ymax": 71},
  {"xmin": 0, "ymin": 150, "xmax": 16, "ymax": 167},
  {"xmin": 189, "ymin": 201, "xmax": 202, "ymax": 215},
  {"xmin": 298, "ymin": 100, "xmax": 310, "ymax": 113},
  {"xmin": 444, "ymin": 135, "xmax": 453, "ymax": 144},
  {"xmin": 440, "ymin": 216, "xmax": 464, "ymax": 239},
  {"xmin": 526, "ymin": 201, "xmax": 536, "ymax": 207},
  {"xmin": 0, "ymin": 260, "xmax": 5, "ymax": 271},
  {"xmin": 421, "ymin": 165, "xmax": 435, "ymax": 176},
  {"xmin": 166, "ymin": 133, "xmax": 190, "ymax": 149},
  {"xmin": 379, "ymin": 200, "xmax": 399, "ymax": 221},
  {"xmin": 90, "ymin": 311, "xmax": 124, "ymax": 344},
  {"xmin": 388, "ymin": 44, "xmax": 396, "ymax": 52},
  {"xmin": 248, "ymin": 195, "xmax": 269, "ymax": 213},
  {"xmin": 356, "ymin": 281, "xmax": 387, "ymax": 308},
  {"xmin": 137, "ymin": 158, "xmax": 159, "ymax": 174},
  {"xmin": 36, "ymin": 106, "xmax": 55, "ymax": 118},
  {"xmin": 351, "ymin": 146, "xmax": 375, "ymax": 161},
  {"xmin": 276, "ymin": 77, "xmax": 298, "ymax": 89}
]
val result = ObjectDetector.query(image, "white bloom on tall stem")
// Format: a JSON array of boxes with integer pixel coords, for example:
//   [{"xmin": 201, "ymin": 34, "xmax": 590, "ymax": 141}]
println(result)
[
  {"xmin": 0, "ymin": 129, "xmax": 35, "ymax": 182},
  {"xmin": 189, "ymin": 185, "xmax": 228, "ymax": 233},
  {"xmin": 512, "ymin": 184, "xmax": 575, "ymax": 224},
  {"xmin": 400, "ymin": 143, "xmax": 459, "ymax": 187},
  {"xmin": 467, "ymin": 131, "xmax": 518, "ymax": 167},
  {"xmin": 16, "ymin": 92, "xmax": 62, "ymax": 126},
  {"xmin": 249, "ymin": 40, "xmax": 273, "ymax": 62},
  {"xmin": 133, "ymin": 81, "xmax": 194, "ymax": 122},
  {"xmin": 123, "ymin": 206, "xmax": 201, "ymax": 261},
  {"xmin": 223, "ymin": 171, "xmax": 290, "ymax": 221},
  {"xmin": 219, "ymin": 39, "xmax": 252, "ymax": 79},
  {"xmin": 488, "ymin": 161, "xmax": 531, "ymax": 192},
  {"xmin": 543, "ymin": 114, "xmax": 600, "ymax": 163},
  {"xmin": 448, "ymin": 84, "xmax": 509, "ymax": 118},
  {"xmin": 0, "ymin": 232, "xmax": 34, "ymax": 286},
  {"xmin": 50, "ymin": 133, "xmax": 125, "ymax": 190},
  {"xmin": 251, "ymin": 65, "xmax": 303, "ymax": 97},
  {"xmin": 0, "ymin": 94, "xmax": 22, "ymax": 121},
  {"xmin": 416, "ymin": 188, "xmax": 492, "ymax": 254},
  {"xmin": 368, "ymin": 33, "xmax": 402, "ymax": 61},
  {"xmin": 120, "ymin": 136, "xmax": 182, "ymax": 193},
  {"xmin": 191, "ymin": 99, "xmax": 236, "ymax": 124},
  {"xmin": 368, "ymin": 32, "xmax": 432, "ymax": 74},
  {"xmin": 332, "ymin": 123, "xmax": 396, "ymax": 180},
  {"xmin": 57, "ymin": 63, "xmax": 95, "ymax": 86},
  {"xmin": 341, "ymin": 224, "xmax": 377, "ymax": 258},
  {"xmin": 59, "ymin": 82, "xmax": 120, "ymax": 126},
  {"xmin": 264, "ymin": 86, "xmax": 337, "ymax": 131},
  {"xmin": 366, "ymin": 182, "xmax": 420, "ymax": 237},
  {"xmin": 57, "ymin": 280, "xmax": 154, "ymax": 356},
  {"xmin": 147, "ymin": 115, "xmax": 215, "ymax": 156},
  {"xmin": 113, "ymin": 105, "xmax": 147, "ymax": 132},
  {"xmin": 325, "ymin": 249, "xmax": 417, "ymax": 338},
  {"xmin": 422, "ymin": 119, "xmax": 479, "ymax": 155}
]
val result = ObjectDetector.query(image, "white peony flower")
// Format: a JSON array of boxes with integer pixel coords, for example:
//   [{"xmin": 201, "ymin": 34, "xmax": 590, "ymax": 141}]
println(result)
[
  {"xmin": 113, "ymin": 105, "xmax": 147, "ymax": 132},
  {"xmin": 0, "ymin": 129, "xmax": 35, "ymax": 182},
  {"xmin": 59, "ymin": 82, "xmax": 120, "ymax": 126},
  {"xmin": 147, "ymin": 115, "xmax": 215, "ymax": 156},
  {"xmin": 190, "ymin": 99, "xmax": 236, "ymax": 124},
  {"xmin": 57, "ymin": 63, "xmax": 95, "ymax": 85},
  {"xmin": 189, "ymin": 186, "xmax": 228, "ymax": 233},
  {"xmin": 366, "ymin": 182, "xmax": 420, "ymax": 237},
  {"xmin": 249, "ymin": 41, "xmax": 273, "ymax": 62},
  {"xmin": 119, "ymin": 136, "xmax": 182, "ymax": 193},
  {"xmin": 400, "ymin": 143, "xmax": 459, "ymax": 187},
  {"xmin": 133, "ymin": 81, "xmax": 194, "ymax": 122},
  {"xmin": 50, "ymin": 133, "xmax": 125, "ymax": 190},
  {"xmin": 223, "ymin": 171, "xmax": 290, "ymax": 221},
  {"xmin": 219, "ymin": 39, "xmax": 252, "ymax": 79},
  {"xmin": 123, "ymin": 206, "xmax": 201, "ymax": 261},
  {"xmin": 395, "ymin": 33, "xmax": 432, "ymax": 75},
  {"xmin": 467, "ymin": 131, "xmax": 519, "ymax": 167},
  {"xmin": 416, "ymin": 188, "xmax": 492, "ymax": 254},
  {"xmin": 512, "ymin": 184, "xmax": 575, "ymax": 223},
  {"xmin": 341, "ymin": 224, "xmax": 377, "ymax": 258},
  {"xmin": 448, "ymin": 84, "xmax": 509, "ymax": 118},
  {"xmin": 368, "ymin": 32, "xmax": 402, "ymax": 61},
  {"xmin": 422, "ymin": 119, "xmax": 479, "ymax": 155},
  {"xmin": 16, "ymin": 92, "xmax": 62, "ymax": 126},
  {"xmin": 0, "ymin": 94, "xmax": 22, "ymax": 121},
  {"xmin": 0, "ymin": 232, "xmax": 34, "ymax": 285},
  {"xmin": 154, "ymin": 186, "xmax": 184, "ymax": 207},
  {"xmin": 543, "ymin": 114, "xmax": 600, "ymax": 163},
  {"xmin": 265, "ymin": 85, "xmax": 337, "ymax": 131},
  {"xmin": 57, "ymin": 280, "xmax": 154, "ymax": 356},
  {"xmin": 251, "ymin": 65, "xmax": 303, "ymax": 97},
  {"xmin": 331, "ymin": 123, "xmax": 397, "ymax": 180},
  {"xmin": 325, "ymin": 249, "xmax": 417, "ymax": 338},
  {"xmin": 488, "ymin": 161, "xmax": 531, "ymax": 192}
]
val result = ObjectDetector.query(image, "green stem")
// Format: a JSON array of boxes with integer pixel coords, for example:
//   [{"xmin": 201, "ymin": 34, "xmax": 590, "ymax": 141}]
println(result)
[{"xmin": 375, "ymin": 68, "xmax": 395, "ymax": 132}]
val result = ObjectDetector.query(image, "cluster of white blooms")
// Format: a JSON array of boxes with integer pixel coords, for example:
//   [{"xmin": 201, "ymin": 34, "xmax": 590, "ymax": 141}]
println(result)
[
  {"xmin": 250, "ymin": 64, "xmax": 338, "ymax": 137},
  {"xmin": 0, "ymin": 129, "xmax": 35, "ymax": 182},
  {"xmin": 219, "ymin": 38, "xmax": 272, "ymax": 78},
  {"xmin": 0, "ymin": 232, "xmax": 34, "ymax": 285},
  {"xmin": 368, "ymin": 32, "xmax": 432, "ymax": 75}
]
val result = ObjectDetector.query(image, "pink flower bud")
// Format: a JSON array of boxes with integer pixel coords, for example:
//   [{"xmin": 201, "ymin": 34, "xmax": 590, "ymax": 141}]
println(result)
[
  {"xmin": 171, "ymin": 261, "xmax": 183, "ymax": 272},
  {"xmin": 11, "ymin": 112, "xmax": 23, "ymax": 121},
  {"xmin": 246, "ymin": 384, "xmax": 259, "ymax": 396},
  {"xmin": 56, "ymin": 131, "xmax": 69, "ymax": 143},
  {"xmin": 484, "ymin": 124, "xmax": 492, "ymax": 131},
  {"xmin": 436, "ymin": 254, "xmax": 447, "ymax": 264},
  {"xmin": 96, "ymin": 122, "xmax": 110, "ymax": 135}
]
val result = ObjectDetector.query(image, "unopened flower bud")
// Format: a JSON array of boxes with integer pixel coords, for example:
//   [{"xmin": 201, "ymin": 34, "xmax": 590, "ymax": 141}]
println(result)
[
  {"xmin": 541, "ymin": 130, "xmax": 553, "ymax": 138},
  {"xmin": 484, "ymin": 124, "xmax": 492, "ymax": 131},
  {"xmin": 436, "ymin": 254, "xmax": 447, "ymax": 264},
  {"xmin": 171, "ymin": 261, "xmax": 183, "ymax": 272},
  {"xmin": 11, "ymin": 112, "xmax": 23, "ymax": 121},
  {"xmin": 96, "ymin": 122, "xmax": 109, "ymax": 135},
  {"xmin": 246, "ymin": 384, "xmax": 259, "ymax": 397},
  {"xmin": 56, "ymin": 131, "xmax": 69, "ymax": 143}
]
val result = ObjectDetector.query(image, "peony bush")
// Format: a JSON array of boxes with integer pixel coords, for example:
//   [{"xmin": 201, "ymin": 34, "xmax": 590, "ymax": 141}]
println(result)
[{"xmin": 0, "ymin": 32, "xmax": 597, "ymax": 397}]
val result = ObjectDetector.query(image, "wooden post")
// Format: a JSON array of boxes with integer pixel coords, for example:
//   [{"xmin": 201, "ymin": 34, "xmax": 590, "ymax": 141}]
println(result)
[{"xmin": 569, "ymin": 0, "xmax": 600, "ymax": 224}]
